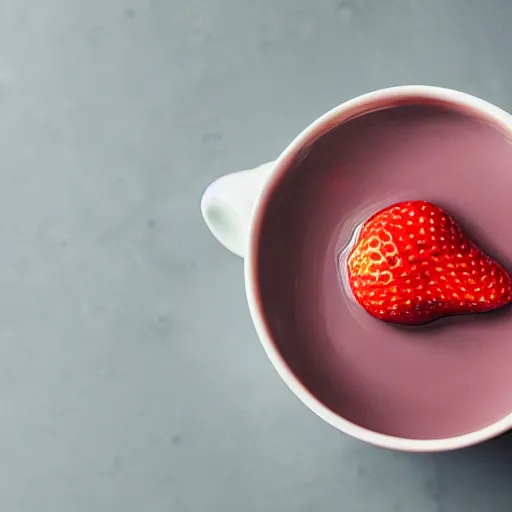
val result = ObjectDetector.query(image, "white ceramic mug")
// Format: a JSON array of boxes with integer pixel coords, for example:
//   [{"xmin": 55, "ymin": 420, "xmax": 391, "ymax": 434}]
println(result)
[{"xmin": 200, "ymin": 86, "xmax": 512, "ymax": 451}]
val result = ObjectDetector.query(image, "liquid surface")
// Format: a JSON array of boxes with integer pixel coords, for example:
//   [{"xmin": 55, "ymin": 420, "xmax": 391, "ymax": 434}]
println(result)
[{"xmin": 256, "ymin": 104, "xmax": 512, "ymax": 440}]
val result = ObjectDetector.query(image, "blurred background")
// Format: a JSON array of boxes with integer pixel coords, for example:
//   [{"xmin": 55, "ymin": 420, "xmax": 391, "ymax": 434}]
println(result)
[{"xmin": 0, "ymin": 0, "xmax": 511, "ymax": 510}]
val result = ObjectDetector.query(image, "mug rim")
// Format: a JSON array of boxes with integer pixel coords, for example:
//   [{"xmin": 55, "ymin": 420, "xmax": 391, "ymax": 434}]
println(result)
[{"xmin": 244, "ymin": 85, "xmax": 512, "ymax": 452}]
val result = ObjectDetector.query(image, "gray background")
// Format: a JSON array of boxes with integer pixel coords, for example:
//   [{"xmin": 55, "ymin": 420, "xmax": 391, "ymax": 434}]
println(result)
[{"xmin": 0, "ymin": 0, "xmax": 511, "ymax": 510}]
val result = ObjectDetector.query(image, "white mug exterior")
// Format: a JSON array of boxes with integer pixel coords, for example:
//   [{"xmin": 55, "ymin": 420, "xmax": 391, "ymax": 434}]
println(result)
[
  {"xmin": 200, "ymin": 85, "xmax": 512, "ymax": 451},
  {"xmin": 201, "ymin": 161, "xmax": 275, "ymax": 257}
]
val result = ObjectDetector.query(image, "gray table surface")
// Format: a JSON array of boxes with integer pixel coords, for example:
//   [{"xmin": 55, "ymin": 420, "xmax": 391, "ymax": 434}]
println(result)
[{"xmin": 1, "ymin": 0, "xmax": 512, "ymax": 510}]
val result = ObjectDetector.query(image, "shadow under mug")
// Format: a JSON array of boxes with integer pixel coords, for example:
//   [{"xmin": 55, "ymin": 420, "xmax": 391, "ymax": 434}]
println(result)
[{"xmin": 201, "ymin": 86, "xmax": 512, "ymax": 452}]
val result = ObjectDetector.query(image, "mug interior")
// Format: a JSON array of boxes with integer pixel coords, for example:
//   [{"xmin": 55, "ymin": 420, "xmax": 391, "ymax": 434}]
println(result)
[{"xmin": 248, "ymin": 88, "xmax": 512, "ymax": 449}]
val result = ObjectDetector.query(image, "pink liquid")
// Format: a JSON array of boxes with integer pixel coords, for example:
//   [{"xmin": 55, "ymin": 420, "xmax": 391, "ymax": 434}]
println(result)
[{"xmin": 256, "ymin": 104, "xmax": 512, "ymax": 440}]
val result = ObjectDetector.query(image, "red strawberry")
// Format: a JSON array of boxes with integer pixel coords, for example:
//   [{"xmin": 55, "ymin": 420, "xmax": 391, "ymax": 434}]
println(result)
[{"xmin": 346, "ymin": 200, "xmax": 512, "ymax": 325}]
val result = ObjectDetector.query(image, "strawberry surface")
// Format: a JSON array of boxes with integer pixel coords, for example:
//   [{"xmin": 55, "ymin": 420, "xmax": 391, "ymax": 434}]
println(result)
[{"xmin": 346, "ymin": 200, "xmax": 512, "ymax": 325}]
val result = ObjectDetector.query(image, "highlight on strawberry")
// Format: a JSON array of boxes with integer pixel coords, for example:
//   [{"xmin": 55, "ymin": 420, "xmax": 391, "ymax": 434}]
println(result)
[{"xmin": 346, "ymin": 200, "xmax": 512, "ymax": 325}]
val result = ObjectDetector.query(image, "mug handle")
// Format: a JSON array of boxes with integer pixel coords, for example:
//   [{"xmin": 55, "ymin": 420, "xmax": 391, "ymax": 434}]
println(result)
[{"xmin": 200, "ymin": 161, "xmax": 275, "ymax": 258}]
